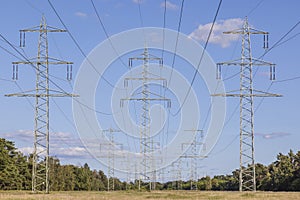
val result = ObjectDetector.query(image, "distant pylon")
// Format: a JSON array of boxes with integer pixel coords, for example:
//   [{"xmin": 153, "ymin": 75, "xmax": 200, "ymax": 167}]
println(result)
[
  {"xmin": 171, "ymin": 158, "xmax": 182, "ymax": 190},
  {"xmin": 101, "ymin": 128, "xmax": 122, "ymax": 191},
  {"xmin": 5, "ymin": 15, "xmax": 77, "ymax": 193},
  {"xmin": 213, "ymin": 17, "xmax": 281, "ymax": 191},
  {"xmin": 181, "ymin": 129, "xmax": 204, "ymax": 190}
]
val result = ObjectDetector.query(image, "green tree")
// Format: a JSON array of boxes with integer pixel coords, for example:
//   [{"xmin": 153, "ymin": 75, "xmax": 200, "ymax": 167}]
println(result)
[
  {"xmin": 197, "ymin": 176, "xmax": 211, "ymax": 190},
  {"xmin": 0, "ymin": 138, "xmax": 30, "ymax": 190},
  {"xmin": 290, "ymin": 151, "xmax": 300, "ymax": 191},
  {"xmin": 269, "ymin": 150, "xmax": 294, "ymax": 191},
  {"xmin": 255, "ymin": 163, "xmax": 269, "ymax": 190}
]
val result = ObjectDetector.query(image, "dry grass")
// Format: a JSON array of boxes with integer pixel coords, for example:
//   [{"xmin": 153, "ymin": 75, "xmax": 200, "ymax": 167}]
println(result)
[{"xmin": 0, "ymin": 190, "xmax": 300, "ymax": 200}]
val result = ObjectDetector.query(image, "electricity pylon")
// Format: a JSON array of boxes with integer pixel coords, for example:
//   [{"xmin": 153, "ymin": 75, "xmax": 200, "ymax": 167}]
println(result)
[
  {"xmin": 100, "ymin": 128, "xmax": 122, "ymax": 191},
  {"xmin": 181, "ymin": 129, "xmax": 204, "ymax": 190},
  {"xmin": 121, "ymin": 47, "xmax": 171, "ymax": 190},
  {"xmin": 176, "ymin": 158, "xmax": 182, "ymax": 190},
  {"xmin": 5, "ymin": 16, "xmax": 76, "ymax": 193},
  {"xmin": 213, "ymin": 17, "xmax": 281, "ymax": 191},
  {"xmin": 171, "ymin": 158, "xmax": 182, "ymax": 190},
  {"xmin": 124, "ymin": 154, "xmax": 132, "ymax": 190}
]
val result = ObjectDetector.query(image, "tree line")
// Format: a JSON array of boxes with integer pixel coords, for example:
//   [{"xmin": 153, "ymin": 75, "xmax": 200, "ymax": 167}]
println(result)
[
  {"xmin": 161, "ymin": 150, "xmax": 300, "ymax": 191},
  {"xmin": 0, "ymin": 138, "xmax": 299, "ymax": 191},
  {"xmin": 0, "ymin": 138, "xmax": 125, "ymax": 191}
]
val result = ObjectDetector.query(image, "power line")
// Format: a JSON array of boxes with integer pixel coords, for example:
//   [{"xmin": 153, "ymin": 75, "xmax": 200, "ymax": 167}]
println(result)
[
  {"xmin": 47, "ymin": 0, "xmax": 148, "ymax": 127},
  {"xmin": 254, "ymin": 75, "xmax": 300, "ymax": 113},
  {"xmin": 252, "ymin": 19, "xmax": 300, "ymax": 80},
  {"xmin": 44, "ymin": 0, "xmax": 127, "ymax": 115},
  {"xmin": 160, "ymin": 0, "xmax": 167, "ymax": 162},
  {"xmin": 167, "ymin": 0, "xmax": 185, "ymax": 85},
  {"xmin": 172, "ymin": 0, "xmax": 223, "ymax": 116},
  {"xmin": 272, "ymin": 32, "xmax": 300, "ymax": 49},
  {"xmin": 275, "ymin": 76, "xmax": 300, "ymax": 83},
  {"xmin": 47, "ymin": 0, "xmax": 118, "ymax": 89},
  {"xmin": 207, "ymin": 104, "xmax": 240, "ymax": 156},
  {"xmin": 90, "ymin": 0, "xmax": 111, "ymax": 41},
  {"xmin": 134, "ymin": 0, "xmax": 147, "ymax": 45},
  {"xmin": 247, "ymin": 0, "xmax": 265, "ymax": 16},
  {"xmin": 161, "ymin": 0, "xmax": 167, "ymax": 59},
  {"xmin": 259, "ymin": 20, "xmax": 300, "ymax": 59},
  {"xmin": 90, "ymin": 0, "xmax": 128, "ymax": 69},
  {"xmin": 252, "ymin": 19, "xmax": 300, "ymax": 112},
  {"xmin": 90, "ymin": 0, "xmax": 141, "ymax": 160},
  {"xmin": 162, "ymin": 0, "xmax": 184, "ymax": 164},
  {"xmin": 24, "ymin": 0, "xmax": 43, "ymax": 14},
  {"xmin": 137, "ymin": 0, "xmax": 144, "ymax": 29}
]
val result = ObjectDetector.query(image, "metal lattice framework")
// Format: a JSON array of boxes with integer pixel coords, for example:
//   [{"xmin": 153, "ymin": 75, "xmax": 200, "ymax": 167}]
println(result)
[
  {"xmin": 171, "ymin": 158, "xmax": 182, "ymax": 190},
  {"xmin": 6, "ymin": 16, "xmax": 76, "ymax": 193},
  {"xmin": 213, "ymin": 17, "xmax": 281, "ymax": 191},
  {"xmin": 121, "ymin": 47, "xmax": 170, "ymax": 190},
  {"xmin": 181, "ymin": 129, "xmax": 205, "ymax": 190},
  {"xmin": 100, "ymin": 128, "xmax": 122, "ymax": 191}
]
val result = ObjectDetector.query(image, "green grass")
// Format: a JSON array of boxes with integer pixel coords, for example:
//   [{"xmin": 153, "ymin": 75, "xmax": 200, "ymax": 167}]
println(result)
[
  {"xmin": 0, "ymin": 190, "xmax": 300, "ymax": 200},
  {"xmin": 240, "ymin": 192, "xmax": 256, "ymax": 198}
]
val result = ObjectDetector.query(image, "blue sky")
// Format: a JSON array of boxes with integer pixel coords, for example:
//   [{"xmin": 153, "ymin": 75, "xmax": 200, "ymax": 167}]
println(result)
[{"xmin": 0, "ymin": 0, "xmax": 300, "ymax": 181}]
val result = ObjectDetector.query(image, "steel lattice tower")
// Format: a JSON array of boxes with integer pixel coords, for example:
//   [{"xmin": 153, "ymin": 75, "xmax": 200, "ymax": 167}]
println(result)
[
  {"xmin": 121, "ymin": 47, "xmax": 170, "ymax": 190},
  {"xmin": 171, "ymin": 158, "xmax": 182, "ymax": 190},
  {"xmin": 181, "ymin": 129, "xmax": 204, "ymax": 190},
  {"xmin": 213, "ymin": 17, "xmax": 281, "ymax": 191},
  {"xmin": 101, "ymin": 128, "xmax": 122, "ymax": 191},
  {"xmin": 6, "ymin": 16, "xmax": 76, "ymax": 193}
]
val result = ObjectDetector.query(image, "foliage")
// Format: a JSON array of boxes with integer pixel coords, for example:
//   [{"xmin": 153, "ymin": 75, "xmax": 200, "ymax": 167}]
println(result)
[
  {"xmin": 0, "ymin": 138, "xmax": 110, "ymax": 191},
  {"xmin": 0, "ymin": 138, "xmax": 300, "ymax": 191},
  {"xmin": 208, "ymin": 149, "xmax": 300, "ymax": 191},
  {"xmin": 0, "ymin": 138, "xmax": 31, "ymax": 190}
]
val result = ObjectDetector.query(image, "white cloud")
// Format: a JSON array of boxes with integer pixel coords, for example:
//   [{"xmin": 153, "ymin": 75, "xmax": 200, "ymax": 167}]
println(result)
[
  {"xmin": 18, "ymin": 146, "xmax": 90, "ymax": 158},
  {"xmin": 55, "ymin": 147, "xmax": 89, "ymax": 158},
  {"xmin": 189, "ymin": 18, "xmax": 244, "ymax": 48},
  {"xmin": 161, "ymin": 1, "xmax": 179, "ymax": 11},
  {"xmin": 2, "ymin": 129, "xmax": 92, "ymax": 159},
  {"xmin": 75, "ymin": 11, "xmax": 87, "ymax": 18},
  {"xmin": 19, "ymin": 147, "xmax": 34, "ymax": 155},
  {"xmin": 19, "ymin": 146, "xmax": 45, "ymax": 155},
  {"xmin": 51, "ymin": 131, "xmax": 72, "ymax": 140},
  {"xmin": 256, "ymin": 132, "xmax": 291, "ymax": 140},
  {"xmin": 3, "ymin": 129, "xmax": 73, "ymax": 141},
  {"xmin": 2, "ymin": 129, "xmax": 33, "ymax": 142}
]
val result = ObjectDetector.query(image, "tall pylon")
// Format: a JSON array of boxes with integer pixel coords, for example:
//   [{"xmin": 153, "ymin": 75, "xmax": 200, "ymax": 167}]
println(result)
[
  {"xmin": 121, "ymin": 47, "xmax": 171, "ymax": 190},
  {"xmin": 6, "ymin": 16, "xmax": 76, "ymax": 193},
  {"xmin": 213, "ymin": 17, "xmax": 281, "ymax": 191}
]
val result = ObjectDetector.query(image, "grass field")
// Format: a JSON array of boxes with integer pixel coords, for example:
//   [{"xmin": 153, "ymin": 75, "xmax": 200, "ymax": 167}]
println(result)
[{"xmin": 0, "ymin": 190, "xmax": 300, "ymax": 200}]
